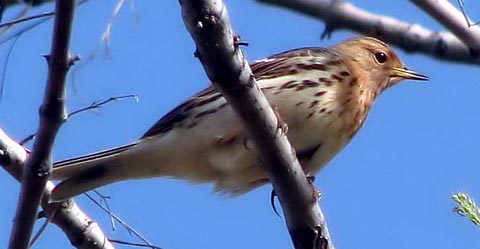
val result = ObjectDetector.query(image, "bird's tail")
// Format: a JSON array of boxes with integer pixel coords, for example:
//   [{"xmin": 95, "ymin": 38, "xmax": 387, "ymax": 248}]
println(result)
[{"xmin": 50, "ymin": 143, "xmax": 137, "ymax": 201}]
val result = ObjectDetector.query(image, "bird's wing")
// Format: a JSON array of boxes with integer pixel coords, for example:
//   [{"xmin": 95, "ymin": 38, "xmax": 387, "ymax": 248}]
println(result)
[
  {"xmin": 141, "ymin": 86, "xmax": 217, "ymax": 138},
  {"xmin": 250, "ymin": 47, "xmax": 329, "ymax": 79},
  {"xmin": 142, "ymin": 47, "xmax": 332, "ymax": 139},
  {"xmin": 52, "ymin": 143, "xmax": 137, "ymax": 180}
]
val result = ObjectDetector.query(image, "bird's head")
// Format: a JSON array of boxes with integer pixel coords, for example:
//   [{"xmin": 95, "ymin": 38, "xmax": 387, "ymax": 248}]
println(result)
[{"xmin": 332, "ymin": 37, "xmax": 428, "ymax": 94}]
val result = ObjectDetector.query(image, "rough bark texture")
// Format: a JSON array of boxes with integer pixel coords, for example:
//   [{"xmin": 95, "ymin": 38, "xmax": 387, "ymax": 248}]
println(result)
[
  {"xmin": 7, "ymin": 1, "xmax": 99, "ymax": 248},
  {"xmin": 0, "ymin": 129, "xmax": 114, "ymax": 248},
  {"xmin": 180, "ymin": 0, "xmax": 334, "ymax": 248},
  {"xmin": 257, "ymin": 0, "xmax": 480, "ymax": 65},
  {"xmin": 411, "ymin": 0, "xmax": 480, "ymax": 56}
]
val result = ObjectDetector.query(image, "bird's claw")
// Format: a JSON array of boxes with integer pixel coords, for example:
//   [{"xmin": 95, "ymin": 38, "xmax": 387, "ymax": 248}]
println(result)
[
  {"xmin": 270, "ymin": 189, "xmax": 282, "ymax": 218},
  {"xmin": 307, "ymin": 176, "xmax": 322, "ymax": 202},
  {"xmin": 272, "ymin": 105, "xmax": 288, "ymax": 134}
]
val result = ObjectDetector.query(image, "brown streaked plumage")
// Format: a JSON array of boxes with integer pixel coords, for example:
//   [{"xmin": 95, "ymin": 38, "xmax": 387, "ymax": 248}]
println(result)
[{"xmin": 50, "ymin": 37, "xmax": 428, "ymax": 201}]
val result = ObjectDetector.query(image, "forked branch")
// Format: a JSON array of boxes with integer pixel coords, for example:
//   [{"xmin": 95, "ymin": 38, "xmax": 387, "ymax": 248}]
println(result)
[{"xmin": 0, "ymin": 128, "xmax": 114, "ymax": 249}]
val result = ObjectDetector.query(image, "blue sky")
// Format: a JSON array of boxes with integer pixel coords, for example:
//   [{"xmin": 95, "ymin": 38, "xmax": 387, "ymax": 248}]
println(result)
[{"xmin": 1, "ymin": 1, "xmax": 479, "ymax": 248}]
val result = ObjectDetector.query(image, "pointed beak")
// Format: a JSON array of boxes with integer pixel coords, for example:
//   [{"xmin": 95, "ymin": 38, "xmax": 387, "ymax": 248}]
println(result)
[{"xmin": 392, "ymin": 67, "xmax": 429, "ymax": 81}]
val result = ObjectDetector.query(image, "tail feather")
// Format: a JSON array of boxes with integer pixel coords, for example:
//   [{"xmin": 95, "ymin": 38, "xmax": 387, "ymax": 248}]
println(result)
[
  {"xmin": 51, "ymin": 162, "xmax": 116, "ymax": 201},
  {"xmin": 52, "ymin": 143, "xmax": 137, "ymax": 180},
  {"xmin": 50, "ymin": 142, "xmax": 138, "ymax": 201}
]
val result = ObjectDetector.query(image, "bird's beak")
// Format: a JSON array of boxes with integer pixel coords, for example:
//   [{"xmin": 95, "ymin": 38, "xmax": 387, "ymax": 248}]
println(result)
[{"xmin": 392, "ymin": 67, "xmax": 429, "ymax": 81}]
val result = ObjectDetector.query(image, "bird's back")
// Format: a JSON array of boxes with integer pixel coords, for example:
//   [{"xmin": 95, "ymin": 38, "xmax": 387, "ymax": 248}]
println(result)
[{"xmin": 51, "ymin": 44, "xmax": 377, "ymax": 200}]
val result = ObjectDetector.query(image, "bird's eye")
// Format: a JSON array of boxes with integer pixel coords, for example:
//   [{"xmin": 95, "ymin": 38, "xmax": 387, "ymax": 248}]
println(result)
[{"xmin": 374, "ymin": 52, "xmax": 388, "ymax": 64}]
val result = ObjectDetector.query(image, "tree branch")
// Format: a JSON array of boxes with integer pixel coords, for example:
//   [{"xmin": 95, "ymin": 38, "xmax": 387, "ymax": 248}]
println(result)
[
  {"xmin": 8, "ymin": 1, "xmax": 77, "ymax": 248},
  {"xmin": 255, "ymin": 0, "xmax": 480, "ymax": 65},
  {"xmin": 410, "ymin": 0, "xmax": 480, "ymax": 56},
  {"xmin": 179, "ymin": 0, "xmax": 333, "ymax": 248},
  {"xmin": 0, "ymin": 128, "xmax": 114, "ymax": 249}
]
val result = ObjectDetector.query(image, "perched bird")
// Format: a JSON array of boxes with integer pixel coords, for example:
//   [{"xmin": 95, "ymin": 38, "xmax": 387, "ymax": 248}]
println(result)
[{"xmin": 51, "ymin": 37, "xmax": 428, "ymax": 201}]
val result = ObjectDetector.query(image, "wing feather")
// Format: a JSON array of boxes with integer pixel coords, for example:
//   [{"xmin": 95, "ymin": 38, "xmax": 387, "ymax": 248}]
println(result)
[{"xmin": 142, "ymin": 47, "xmax": 334, "ymax": 139}]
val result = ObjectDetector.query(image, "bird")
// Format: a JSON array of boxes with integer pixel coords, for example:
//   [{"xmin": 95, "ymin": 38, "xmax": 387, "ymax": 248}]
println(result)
[{"xmin": 50, "ymin": 37, "xmax": 428, "ymax": 201}]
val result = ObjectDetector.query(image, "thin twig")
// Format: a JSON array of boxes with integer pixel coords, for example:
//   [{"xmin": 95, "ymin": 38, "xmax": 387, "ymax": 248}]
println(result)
[
  {"xmin": 71, "ymin": 0, "xmax": 134, "ymax": 93},
  {"xmin": 0, "ymin": 35, "xmax": 19, "ymax": 100},
  {"xmin": 0, "ymin": 128, "xmax": 114, "ymax": 248},
  {"xmin": 29, "ymin": 218, "xmax": 50, "ymax": 247},
  {"xmin": 0, "ymin": 11, "xmax": 46, "ymax": 45},
  {"xmin": 109, "ymin": 239, "xmax": 163, "ymax": 249},
  {"xmin": 19, "ymin": 94, "xmax": 138, "ymax": 145},
  {"xmin": 458, "ymin": 0, "xmax": 480, "ymax": 27},
  {"xmin": 85, "ymin": 192, "xmax": 161, "ymax": 248},
  {"xmin": 0, "ymin": 0, "xmax": 89, "ymax": 46},
  {"xmin": 93, "ymin": 190, "xmax": 116, "ymax": 231},
  {"xmin": 68, "ymin": 94, "xmax": 138, "ymax": 117},
  {"xmin": 0, "ymin": 4, "xmax": 31, "ymax": 36},
  {"xmin": 101, "ymin": 0, "xmax": 127, "ymax": 57},
  {"xmin": 0, "ymin": 11, "xmax": 54, "ymax": 29}
]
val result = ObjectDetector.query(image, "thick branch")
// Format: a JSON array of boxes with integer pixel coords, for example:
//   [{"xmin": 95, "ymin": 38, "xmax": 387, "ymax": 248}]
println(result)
[
  {"xmin": 0, "ymin": 129, "xmax": 114, "ymax": 249},
  {"xmin": 410, "ymin": 0, "xmax": 480, "ymax": 56},
  {"xmin": 8, "ymin": 1, "xmax": 76, "ymax": 248},
  {"xmin": 256, "ymin": 0, "xmax": 480, "ymax": 65},
  {"xmin": 179, "ymin": 0, "xmax": 333, "ymax": 248}
]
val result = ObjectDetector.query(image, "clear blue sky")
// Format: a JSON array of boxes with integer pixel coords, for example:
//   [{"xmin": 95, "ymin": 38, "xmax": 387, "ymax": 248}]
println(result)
[{"xmin": 1, "ymin": 1, "xmax": 479, "ymax": 248}]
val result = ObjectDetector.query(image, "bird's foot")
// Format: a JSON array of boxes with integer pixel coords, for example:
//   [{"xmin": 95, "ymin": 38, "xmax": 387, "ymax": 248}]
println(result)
[
  {"xmin": 270, "ymin": 189, "xmax": 282, "ymax": 218},
  {"xmin": 307, "ymin": 176, "xmax": 322, "ymax": 203}
]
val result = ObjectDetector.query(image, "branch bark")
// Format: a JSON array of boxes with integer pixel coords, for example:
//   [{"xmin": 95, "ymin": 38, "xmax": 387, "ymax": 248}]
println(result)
[
  {"xmin": 0, "ymin": 129, "xmax": 114, "ymax": 249},
  {"xmin": 410, "ymin": 0, "xmax": 480, "ymax": 56},
  {"xmin": 180, "ymin": 0, "xmax": 333, "ymax": 248},
  {"xmin": 256, "ymin": 0, "xmax": 480, "ymax": 65},
  {"xmin": 8, "ymin": 1, "xmax": 78, "ymax": 248}
]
